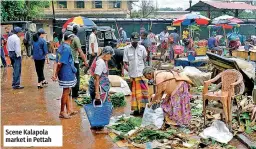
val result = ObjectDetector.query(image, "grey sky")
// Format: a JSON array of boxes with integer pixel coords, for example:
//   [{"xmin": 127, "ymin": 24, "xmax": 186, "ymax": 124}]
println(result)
[
  {"xmin": 134, "ymin": 0, "xmax": 254, "ymax": 10},
  {"xmin": 156, "ymin": 0, "xmax": 201, "ymax": 9}
]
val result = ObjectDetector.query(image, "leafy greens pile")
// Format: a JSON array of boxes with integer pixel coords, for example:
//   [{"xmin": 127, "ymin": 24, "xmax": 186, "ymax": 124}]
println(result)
[
  {"xmin": 109, "ymin": 117, "xmax": 142, "ymax": 134},
  {"xmin": 74, "ymin": 96, "xmax": 91, "ymax": 106},
  {"xmin": 110, "ymin": 92, "xmax": 126, "ymax": 108},
  {"xmin": 130, "ymin": 129, "xmax": 176, "ymax": 144}
]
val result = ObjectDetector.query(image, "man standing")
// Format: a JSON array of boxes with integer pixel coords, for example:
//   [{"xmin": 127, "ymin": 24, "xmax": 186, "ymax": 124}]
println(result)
[
  {"xmin": 169, "ymin": 29, "xmax": 180, "ymax": 61},
  {"xmin": 159, "ymin": 27, "xmax": 169, "ymax": 61},
  {"xmin": 159, "ymin": 27, "xmax": 169, "ymax": 44},
  {"xmin": 208, "ymin": 32, "xmax": 222, "ymax": 56},
  {"xmin": 85, "ymin": 27, "xmax": 98, "ymax": 73},
  {"xmin": 7, "ymin": 27, "xmax": 24, "ymax": 89},
  {"xmin": 141, "ymin": 31, "xmax": 151, "ymax": 66},
  {"xmin": 1, "ymin": 36, "xmax": 7, "ymax": 67},
  {"xmin": 123, "ymin": 32, "xmax": 148, "ymax": 115},
  {"xmin": 119, "ymin": 27, "xmax": 127, "ymax": 43},
  {"xmin": 66, "ymin": 24, "xmax": 88, "ymax": 98},
  {"xmin": 23, "ymin": 28, "xmax": 32, "ymax": 57},
  {"xmin": 148, "ymin": 30, "xmax": 157, "ymax": 54}
]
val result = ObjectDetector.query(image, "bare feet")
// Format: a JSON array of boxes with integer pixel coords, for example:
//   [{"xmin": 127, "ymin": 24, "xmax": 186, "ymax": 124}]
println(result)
[{"xmin": 68, "ymin": 111, "xmax": 78, "ymax": 116}]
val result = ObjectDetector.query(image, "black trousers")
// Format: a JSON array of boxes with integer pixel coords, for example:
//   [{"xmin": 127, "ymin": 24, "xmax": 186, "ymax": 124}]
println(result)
[
  {"xmin": 34, "ymin": 59, "xmax": 45, "ymax": 83},
  {"xmin": 72, "ymin": 63, "xmax": 80, "ymax": 98},
  {"xmin": 84, "ymin": 54, "xmax": 97, "ymax": 73}
]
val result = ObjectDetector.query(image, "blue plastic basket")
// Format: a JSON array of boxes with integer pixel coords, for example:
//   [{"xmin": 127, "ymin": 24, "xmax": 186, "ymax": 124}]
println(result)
[{"xmin": 84, "ymin": 100, "xmax": 113, "ymax": 127}]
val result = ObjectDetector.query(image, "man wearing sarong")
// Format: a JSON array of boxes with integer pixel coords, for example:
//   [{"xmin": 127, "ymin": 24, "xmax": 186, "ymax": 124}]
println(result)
[{"xmin": 123, "ymin": 32, "xmax": 148, "ymax": 115}]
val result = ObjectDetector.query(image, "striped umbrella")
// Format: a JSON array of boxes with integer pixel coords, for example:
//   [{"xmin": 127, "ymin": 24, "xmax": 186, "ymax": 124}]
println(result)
[
  {"xmin": 63, "ymin": 16, "xmax": 96, "ymax": 29},
  {"xmin": 212, "ymin": 15, "xmax": 243, "ymax": 25},
  {"xmin": 173, "ymin": 13, "xmax": 210, "ymax": 25}
]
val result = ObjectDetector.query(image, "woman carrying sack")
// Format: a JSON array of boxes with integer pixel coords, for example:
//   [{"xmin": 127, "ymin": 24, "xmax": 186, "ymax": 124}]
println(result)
[{"xmin": 142, "ymin": 67, "xmax": 193, "ymax": 126}]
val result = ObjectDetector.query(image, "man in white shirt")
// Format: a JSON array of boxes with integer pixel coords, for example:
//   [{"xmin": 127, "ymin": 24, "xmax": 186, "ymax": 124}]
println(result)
[
  {"xmin": 159, "ymin": 27, "xmax": 169, "ymax": 43},
  {"xmin": 7, "ymin": 27, "xmax": 24, "ymax": 89},
  {"xmin": 123, "ymin": 32, "xmax": 149, "ymax": 115},
  {"xmin": 85, "ymin": 27, "xmax": 98, "ymax": 73}
]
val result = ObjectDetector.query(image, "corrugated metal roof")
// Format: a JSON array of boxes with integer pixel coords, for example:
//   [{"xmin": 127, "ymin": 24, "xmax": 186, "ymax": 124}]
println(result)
[
  {"xmin": 205, "ymin": 1, "xmax": 256, "ymax": 10},
  {"xmin": 187, "ymin": 1, "xmax": 256, "ymax": 11}
]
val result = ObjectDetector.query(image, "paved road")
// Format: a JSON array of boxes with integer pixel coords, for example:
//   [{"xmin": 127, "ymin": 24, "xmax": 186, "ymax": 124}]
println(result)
[{"xmin": 1, "ymin": 58, "xmax": 131, "ymax": 149}]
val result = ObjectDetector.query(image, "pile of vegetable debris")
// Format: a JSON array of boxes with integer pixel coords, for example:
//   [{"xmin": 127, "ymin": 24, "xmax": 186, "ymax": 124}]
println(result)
[
  {"xmin": 109, "ymin": 117, "xmax": 142, "ymax": 134},
  {"xmin": 110, "ymin": 92, "xmax": 126, "ymax": 108},
  {"xmin": 74, "ymin": 95, "xmax": 91, "ymax": 106},
  {"xmin": 129, "ymin": 128, "xmax": 177, "ymax": 144}
]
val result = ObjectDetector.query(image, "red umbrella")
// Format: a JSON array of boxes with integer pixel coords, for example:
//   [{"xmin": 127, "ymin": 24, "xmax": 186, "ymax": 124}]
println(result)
[{"xmin": 173, "ymin": 13, "xmax": 210, "ymax": 25}]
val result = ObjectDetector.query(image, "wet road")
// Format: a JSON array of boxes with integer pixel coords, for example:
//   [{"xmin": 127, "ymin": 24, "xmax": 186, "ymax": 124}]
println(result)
[
  {"xmin": 1, "ymin": 58, "xmax": 131, "ymax": 149},
  {"xmin": 1, "ymin": 58, "xmax": 247, "ymax": 149}
]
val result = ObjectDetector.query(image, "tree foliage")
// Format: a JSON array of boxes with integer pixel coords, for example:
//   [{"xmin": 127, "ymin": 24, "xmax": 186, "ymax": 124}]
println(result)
[
  {"xmin": 140, "ymin": 0, "xmax": 155, "ymax": 18},
  {"xmin": 1, "ymin": 0, "xmax": 50, "ymax": 21},
  {"xmin": 131, "ymin": 0, "xmax": 156, "ymax": 18},
  {"xmin": 158, "ymin": 7, "xmax": 183, "ymax": 11}
]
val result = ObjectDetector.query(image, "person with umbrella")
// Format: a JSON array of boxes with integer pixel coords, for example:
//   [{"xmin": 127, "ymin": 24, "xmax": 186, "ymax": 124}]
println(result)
[{"xmin": 66, "ymin": 24, "xmax": 88, "ymax": 99}]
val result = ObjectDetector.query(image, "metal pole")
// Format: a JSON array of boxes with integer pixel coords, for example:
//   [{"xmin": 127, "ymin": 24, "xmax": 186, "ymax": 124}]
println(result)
[
  {"xmin": 189, "ymin": 0, "xmax": 192, "ymax": 13},
  {"xmin": 52, "ymin": 0, "xmax": 56, "ymax": 32}
]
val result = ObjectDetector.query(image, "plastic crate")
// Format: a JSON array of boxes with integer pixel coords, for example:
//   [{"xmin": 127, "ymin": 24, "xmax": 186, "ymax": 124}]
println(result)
[
  {"xmin": 195, "ymin": 46, "xmax": 207, "ymax": 56},
  {"xmin": 84, "ymin": 100, "xmax": 113, "ymax": 127}
]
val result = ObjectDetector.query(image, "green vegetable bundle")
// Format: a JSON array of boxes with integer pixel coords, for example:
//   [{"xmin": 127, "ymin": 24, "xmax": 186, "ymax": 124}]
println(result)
[
  {"xmin": 131, "ymin": 129, "xmax": 176, "ymax": 144},
  {"xmin": 110, "ymin": 92, "xmax": 126, "ymax": 108},
  {"xmin": 110, "ymin": 117, "xmax": 142, "ymax": 134},
  {"xmin": 74, "ymin": 96, "xmax": 91, "ymax": 106}
]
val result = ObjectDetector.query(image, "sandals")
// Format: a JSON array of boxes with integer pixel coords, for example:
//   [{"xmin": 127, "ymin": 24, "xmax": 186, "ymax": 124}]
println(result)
[
  {"xmin": 68, "ymin": 111, "xmax": 78, "ymax": 116},
  {"xmin": 59, "ymin": 113, "xmax": 71, "ymax": 119},
  {"xmin": 42, "ymin": 81, "xmax": 48, "ymax": 85}
]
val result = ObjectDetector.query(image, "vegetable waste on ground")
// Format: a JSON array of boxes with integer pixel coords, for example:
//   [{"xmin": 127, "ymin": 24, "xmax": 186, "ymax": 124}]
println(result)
[
  {"xmin": 110, "ymin": 92, "xmax": 126, "ymax": 108},
  {"xmin": 74, "ymin": 95, "xmax": 91, "ymax": 106},
  {"xmin": 109, "ymin": 117, "xmax": 142, "ymax": 134},
  {"xmin": 130, "ymin": 129, "xmax": 177, "ymax": 144}
]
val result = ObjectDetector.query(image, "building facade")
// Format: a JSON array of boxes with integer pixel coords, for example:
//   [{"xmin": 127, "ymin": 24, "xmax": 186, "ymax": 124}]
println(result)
[{"xmin": 44, "ymin": 0, "xmax": 138, "ymax": 18}]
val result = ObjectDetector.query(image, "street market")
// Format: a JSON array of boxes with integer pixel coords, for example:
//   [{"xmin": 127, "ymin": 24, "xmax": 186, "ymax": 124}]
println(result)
[{"xmin": 1, "ymin": 0, "xmax": 256, "ymax": 149}]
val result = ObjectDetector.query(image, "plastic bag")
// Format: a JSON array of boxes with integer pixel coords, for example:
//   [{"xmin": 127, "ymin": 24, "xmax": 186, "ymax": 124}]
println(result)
[
  {"xmin": 200, "ymin": 120, "xmax": 233, "ymax": 144},
  {"xmin": 141, "ymin": 103, "xmax": 164, "ymax": 129},
  {"xmin": 181, "ymin": 66, "xmax": 212, "ymax": 86}
]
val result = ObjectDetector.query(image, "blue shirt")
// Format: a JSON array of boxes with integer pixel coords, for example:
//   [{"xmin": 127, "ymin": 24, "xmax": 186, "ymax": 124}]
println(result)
[
  {"xmin": 141, "ymin": 38, "xmax": 150, "ymax": 49},
  {"xmin": 56, "ymin": 43, "xmax": 77, "ymax": 82},
  {"xmin": 121, "ymin": 30, "xmax": 127, "ymax": 42},
  {"xmin": 208, "ymin": 37, "xmax": 216, "ymax": 49},
  {"xmin": 33, "ymin": 37, "xmax": 48, "ymax": 60}
]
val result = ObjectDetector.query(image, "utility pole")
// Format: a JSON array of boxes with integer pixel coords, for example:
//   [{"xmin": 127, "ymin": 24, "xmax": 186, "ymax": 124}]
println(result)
[
  {"xmin": 52, "ymin": 0, "xmax": 56, "ymax": 32},
  {"xmin": 189, "ymin": 0, "xmax": 192, "ymax": 13}
]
